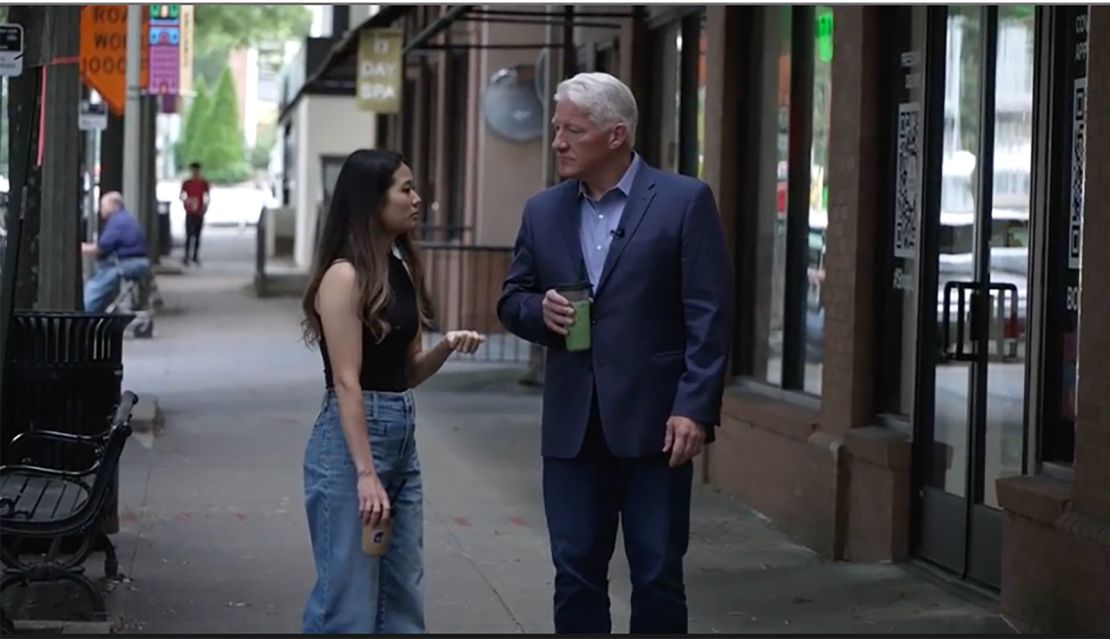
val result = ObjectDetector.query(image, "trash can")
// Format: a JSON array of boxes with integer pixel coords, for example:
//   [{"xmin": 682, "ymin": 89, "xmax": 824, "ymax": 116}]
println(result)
[
  {"xmin": 1, "ymin": 311, "xmax": 135, "ymax": 533},
  {"xmin": 157, "ymin": 200, "xmax": 172, "ymax": 256}
]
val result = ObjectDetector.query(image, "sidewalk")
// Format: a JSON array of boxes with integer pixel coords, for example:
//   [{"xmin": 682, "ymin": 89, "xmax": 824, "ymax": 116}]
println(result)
[{"xmin": 99, "ymin": 228, "xmax": 1010, "ymax": 633}]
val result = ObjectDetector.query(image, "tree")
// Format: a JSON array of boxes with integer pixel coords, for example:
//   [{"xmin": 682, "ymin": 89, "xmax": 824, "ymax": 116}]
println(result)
[
  {"xmin": 176, "ymin": 78, "xmax": 211, "ymax": 171},
  {"xmin": 193, "ymin": 69, "xmax": 251, "ymax": 184},
  {"xmin": 193, "ymin": 5, "xmax": 312, "ymax": 87}
]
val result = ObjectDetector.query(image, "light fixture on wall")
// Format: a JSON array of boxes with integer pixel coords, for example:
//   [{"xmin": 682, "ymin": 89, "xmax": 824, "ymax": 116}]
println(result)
[{"xmin": 482, "ymin": 65, "xmax": 545, "ymax": 143}]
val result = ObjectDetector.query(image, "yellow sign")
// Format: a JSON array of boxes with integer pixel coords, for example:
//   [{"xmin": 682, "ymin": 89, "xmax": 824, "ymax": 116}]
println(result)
[
  {"xmin": 178, "ymin": 4, "xmax": 194, "ymax": 96},
  {"xmin": 79, "ymin": 5, "xmax": 149, "ymax": 116},
  {"xmin": 357, "ymin": 28, "xmax": 403, "ymax": 114}
]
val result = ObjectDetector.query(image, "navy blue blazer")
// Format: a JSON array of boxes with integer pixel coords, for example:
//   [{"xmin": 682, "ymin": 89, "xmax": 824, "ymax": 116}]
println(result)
[{"xmin": 497, "ymin": 162, "xmax": 735, "ymax": 459}]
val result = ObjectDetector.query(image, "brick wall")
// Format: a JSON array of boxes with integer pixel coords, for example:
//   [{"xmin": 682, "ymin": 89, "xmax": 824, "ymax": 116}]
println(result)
[
  {"xmin": 997, "ymin": 7, "xmax": 1110, "ymax": 634},
  {"xmin": 999, "ymin": 478, "xmax": 1110, "ymax": 634},
  {"xmin": 702, "ymin": 6, "xmax": 910, "ymax": 563},
  {"xmin": 821, "ymin": 5, "xmax": 883, "ymax": 435},
  {"xmin": 715, "ymin": 394, "xmax": 837, "ymax": 557}
]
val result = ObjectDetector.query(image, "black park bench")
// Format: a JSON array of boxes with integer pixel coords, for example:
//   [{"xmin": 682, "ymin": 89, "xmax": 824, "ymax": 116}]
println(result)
[{"xmin": 0, "ymin": 391, "xmax": 138, "ymax": 627}]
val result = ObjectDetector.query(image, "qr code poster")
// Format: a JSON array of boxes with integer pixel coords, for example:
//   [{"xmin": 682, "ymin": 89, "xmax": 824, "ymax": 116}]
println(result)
[
  {"xmin": 1068, "ymin": 78, "xmax": 1086, "ymax": 270},
  {"xmin": 894, "ymin": 101, "xmax": 921, "ymax": 260}
]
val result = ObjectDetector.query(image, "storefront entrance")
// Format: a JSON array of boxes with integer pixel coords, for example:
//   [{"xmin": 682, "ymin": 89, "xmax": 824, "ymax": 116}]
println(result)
[{"xmin": 904, "ymin": 5, "xmax": 1084, "ymax": 590}]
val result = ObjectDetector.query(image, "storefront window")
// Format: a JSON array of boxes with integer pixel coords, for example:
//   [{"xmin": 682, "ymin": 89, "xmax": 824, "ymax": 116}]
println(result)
[
  {"xmin": 751, "ymin": 6, "xmax": 792, "ymax": 386},
  {"xmin": 984, "ymin": 4, "xmax": 1036, "ymax": 508},
  {"xmin": 929, "ymin": 4, "xmax": 984, "ymax": 498},
  {"xmin": 1041, "ymin": 6, "xmax": 1087, "ymax": 466},
  {"xmin": 647, "ymin": 11, "xmax": 705, "ymax": 179},
  {"xmin": 747, "ymin": 6, "xmax": 829, "ymax": 396},
  {"xmin": 697, "ymin": 17, "xmax": 707, "ymax": 179},
  {"xmin": 805, "ymin": 6, "xmax": 833, "ymax": 395}
]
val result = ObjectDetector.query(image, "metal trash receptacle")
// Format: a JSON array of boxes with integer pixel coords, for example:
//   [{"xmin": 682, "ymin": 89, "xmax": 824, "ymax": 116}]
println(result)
[{"xmin": 1, "ymin": 311, "xmax": 135, "ymax": 532}]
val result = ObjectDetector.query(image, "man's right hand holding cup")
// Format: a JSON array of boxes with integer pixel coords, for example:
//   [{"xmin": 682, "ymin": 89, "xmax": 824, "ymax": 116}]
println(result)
[{"xmin": 543, "ymin": 289, "xmax": 576, "ymax": 336}]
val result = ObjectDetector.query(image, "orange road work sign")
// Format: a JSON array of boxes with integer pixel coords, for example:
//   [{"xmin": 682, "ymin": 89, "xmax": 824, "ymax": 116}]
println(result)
[{"xmin": 79, "ymin": 5, "xmax": 149, "ymax": 116}]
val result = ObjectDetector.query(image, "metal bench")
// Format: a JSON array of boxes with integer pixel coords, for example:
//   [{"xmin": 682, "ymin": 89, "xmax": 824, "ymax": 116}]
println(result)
[{"xmin": 1, "ymin": 391, "xmax": 138, "ymax": 624}]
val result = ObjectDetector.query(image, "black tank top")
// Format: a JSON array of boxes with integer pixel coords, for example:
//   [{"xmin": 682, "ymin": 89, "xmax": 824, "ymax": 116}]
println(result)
[{"xmin": 321, "ymin": 254, "xmax": 419, "ymax": 392}]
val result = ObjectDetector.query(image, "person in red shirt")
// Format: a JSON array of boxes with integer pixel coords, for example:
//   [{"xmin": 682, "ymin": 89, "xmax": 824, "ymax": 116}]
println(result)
[{"xmin": 180, "ymin": 162, "xmax": 211, "ymax": 265}]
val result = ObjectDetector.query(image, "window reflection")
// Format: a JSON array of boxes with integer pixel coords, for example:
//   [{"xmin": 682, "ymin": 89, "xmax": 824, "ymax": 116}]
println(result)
[
  {"xmin": 697, "ymin": 17, "xmax": 707, "ymax": 179},
  {"xmin": 930, "ymin": 4, "xmax": 983, "ymax": 498},
  {"xmin": 805, "ymin": 6, "xmax": 833, "ymax": 395},
  {"xmin": 984, "ymin": 3, "xmax": 1035, "ymax": 510},
  {"xmin": 754, "ymin": 7, "xmax": 792, "ymax": 386}
]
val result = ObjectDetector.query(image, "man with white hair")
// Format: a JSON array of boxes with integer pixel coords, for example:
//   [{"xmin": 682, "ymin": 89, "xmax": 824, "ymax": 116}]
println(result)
[
  {"xmin": 498, "ymin": 72, "xmax": 734, "ymax": 633},
  {"xmin": 81, "ymin": 192, "xmax": 151, "ymax": 312}
]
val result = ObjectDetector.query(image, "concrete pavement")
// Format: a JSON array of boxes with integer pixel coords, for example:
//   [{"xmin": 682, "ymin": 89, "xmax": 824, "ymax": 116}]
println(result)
[{"xmin": 34, "ymin": 228, "xmax": 1011, "ymax": 633}]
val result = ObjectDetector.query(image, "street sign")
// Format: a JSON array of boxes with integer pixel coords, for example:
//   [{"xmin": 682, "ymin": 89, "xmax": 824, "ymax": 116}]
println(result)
[
  {"xmin": 0, "ymin": 23, "xmax": 24, "ymax": 77},
  {"xmin": 79, "ymin": 5, "xmax": 150, "ymax": 116},
  {"xmin": 79, "ymin": 100, "xmax": 109, "ymax": 131},
  {"xmin": 148, "ymin": 4, "xmax": 180, "ymax": 96},
  {"xmin": 178, "ymin": 4, "xmax": 194, "ymax": 96}
]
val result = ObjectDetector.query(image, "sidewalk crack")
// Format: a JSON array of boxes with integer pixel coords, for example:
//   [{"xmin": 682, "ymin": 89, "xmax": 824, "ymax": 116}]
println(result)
[{"xmin": 427, "ymin": 497, "xmax": 527, "ymax": 632}]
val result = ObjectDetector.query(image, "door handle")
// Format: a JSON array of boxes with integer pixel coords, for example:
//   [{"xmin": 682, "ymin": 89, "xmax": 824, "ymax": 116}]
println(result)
[
  {"xmin": 942, "ymin": 281, "xmax": 979, "ymax": 362},
  {"xmin": 968, "ymin": 290, "xmax": 983, "ymax": 341}
]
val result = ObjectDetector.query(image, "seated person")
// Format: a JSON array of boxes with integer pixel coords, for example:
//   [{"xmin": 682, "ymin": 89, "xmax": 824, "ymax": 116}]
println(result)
[{"xmin": 81, "ymin": 192, "xmax": 151, "ymax": 313}]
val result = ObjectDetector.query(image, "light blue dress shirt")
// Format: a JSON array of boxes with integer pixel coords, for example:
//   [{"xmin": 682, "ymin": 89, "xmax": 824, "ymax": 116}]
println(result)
[{"xmin": 578, "ymin": 153, "xmax": 642, "ymax": 290}]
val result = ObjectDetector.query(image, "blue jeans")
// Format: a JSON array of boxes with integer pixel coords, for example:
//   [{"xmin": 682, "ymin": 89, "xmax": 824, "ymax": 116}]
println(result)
[
  {"xmin": 302, "ymin": 389, "xmax": 424, "ymax": 634},
  {"xmin": 83, "ymin": 256, "xmax": 151, "ymax": 313},
  {"xmin": 543, "ymin": 396, "xmax": 691, "ymax": 634}
]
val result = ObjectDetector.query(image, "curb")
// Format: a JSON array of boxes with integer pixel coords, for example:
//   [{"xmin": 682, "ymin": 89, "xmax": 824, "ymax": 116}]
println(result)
[{"xmin": 10, "ymin": 619, "xmax": 116, "ymax": 634}]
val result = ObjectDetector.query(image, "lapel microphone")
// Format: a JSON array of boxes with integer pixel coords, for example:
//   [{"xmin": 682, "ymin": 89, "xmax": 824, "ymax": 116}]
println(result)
[{"xmin": 610, "ymin": 228, "xmax": 625, "ymax": 238}]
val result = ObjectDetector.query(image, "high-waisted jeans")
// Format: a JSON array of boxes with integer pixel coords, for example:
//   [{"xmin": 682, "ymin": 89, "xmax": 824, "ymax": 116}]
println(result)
[{"xmin": 302, "ymin": 389, "xmax": 423, "ymax": 634}]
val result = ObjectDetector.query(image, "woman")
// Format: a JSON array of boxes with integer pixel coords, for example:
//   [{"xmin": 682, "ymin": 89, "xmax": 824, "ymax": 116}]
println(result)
[{"xmin": 300, "ymin": 149, "xmax": 485, "ymax": 633}]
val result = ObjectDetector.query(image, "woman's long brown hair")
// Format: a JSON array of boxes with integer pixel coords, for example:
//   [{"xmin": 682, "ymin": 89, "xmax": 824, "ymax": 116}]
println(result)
[{"xmin": 301, "ymin": 149, "xmax": 434, "ymax": 347}]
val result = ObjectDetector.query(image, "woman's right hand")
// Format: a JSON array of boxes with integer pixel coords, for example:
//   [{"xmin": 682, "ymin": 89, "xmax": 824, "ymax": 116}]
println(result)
[
  {"xmin": 445, "ymin": 330, "xmax": 486, "ymax": 354},
  {"xmin": 357, "ymin": 471, "xmax": 391, "ymax": 528}
]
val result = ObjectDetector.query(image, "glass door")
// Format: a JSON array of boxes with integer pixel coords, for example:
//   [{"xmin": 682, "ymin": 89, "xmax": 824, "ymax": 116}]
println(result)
[{"xmin": 913, "ymin": 5, "xmax": 1036, "ymax": 589}]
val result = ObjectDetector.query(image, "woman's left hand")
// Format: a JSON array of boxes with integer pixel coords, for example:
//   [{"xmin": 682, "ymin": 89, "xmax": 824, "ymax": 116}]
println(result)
[{"xmin": 445, "ymin": 330, "xmax": 486, "ymax": 354}]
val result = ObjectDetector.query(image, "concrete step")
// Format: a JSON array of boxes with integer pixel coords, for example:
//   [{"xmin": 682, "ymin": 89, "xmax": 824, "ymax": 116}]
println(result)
[{"xmin": 129, "ymin": 394, "xmax": 163, "ymax": 435}]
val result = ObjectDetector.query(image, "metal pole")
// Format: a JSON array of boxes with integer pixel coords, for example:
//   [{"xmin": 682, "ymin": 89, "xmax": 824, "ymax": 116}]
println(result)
[
  {"xmin": 141, "ymin": 94, "xmax": 158, "ymax": 265},
  {"xmin": 86, "ymin": 125, "xmax": 98, "ymax": 241},
  {"xmin": 122, "ymin": 4, "xmax": 142, "ymax": 213},
  {"xmin": 541, "ymin": 9, "xmax": 559, "ymax": 189},
  {"xmin": 523, "ymin": 5, "xmax": 564, "ymax": 387}
]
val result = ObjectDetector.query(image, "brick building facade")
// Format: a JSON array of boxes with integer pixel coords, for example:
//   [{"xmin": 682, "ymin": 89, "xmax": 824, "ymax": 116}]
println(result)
[{"xmin": 691, "ymin": 6, "xmax": 1108, "ymax": 634}]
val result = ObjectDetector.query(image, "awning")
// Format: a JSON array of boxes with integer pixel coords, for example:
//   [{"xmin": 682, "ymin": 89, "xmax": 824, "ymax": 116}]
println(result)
[
  {"xmin": 280, "ymin": 5, "xmax": 413, "ymax": 122},
  {"xmin": 283, "ymin": 4, "xmax": 632, "ymax": 122},
  {"xmin": 302, "ymin": 4, "xmax": 415, "ymax": 93},
  {"xmin": 301, "ymin": 4, "xmax": 626, "ymax": 85}
]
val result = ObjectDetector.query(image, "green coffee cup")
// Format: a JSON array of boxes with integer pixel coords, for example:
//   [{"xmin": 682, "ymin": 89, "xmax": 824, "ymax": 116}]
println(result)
[{"xmin": 557, "ymin": 283, "xmax": 592, "ymax": 352}]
